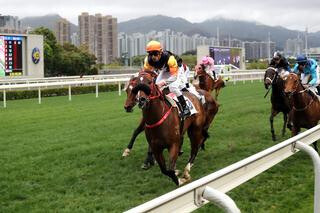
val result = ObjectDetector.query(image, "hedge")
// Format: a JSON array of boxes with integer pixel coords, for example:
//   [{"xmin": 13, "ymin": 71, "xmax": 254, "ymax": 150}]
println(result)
[{"xmin": 0, "ymin": 84, "xmax": 124, "ymax": 100}]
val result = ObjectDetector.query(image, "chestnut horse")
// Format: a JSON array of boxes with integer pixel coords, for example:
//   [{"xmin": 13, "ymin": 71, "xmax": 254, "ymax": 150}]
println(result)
[
  {"xmin": 284, "ymin": 73, "xmax": 319, "ymax": 151},
  {"xmin": 194, "ymin": 64, "xmax": 226, "ymax": 100},
  {"xmin": 264, "ymin": 67, "xmax": 291, "ymax": 141},
  {"xmin": 124, "ymin": 70, "xmax": 208, "ymax": 185},
  {"xmin": 122, "ymin": 75, "xmax": 219, "ymax": 169}
]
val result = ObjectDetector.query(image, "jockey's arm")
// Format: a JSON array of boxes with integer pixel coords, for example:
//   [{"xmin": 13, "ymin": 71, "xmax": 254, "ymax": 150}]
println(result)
[
  {"xmin": 166, "ymin": 56, "xmax": 178, "ymax": 84},
  {"xmin": 309, "ymin": 69, "xmax": 318, "ymax": 86},
  {"xmin": 143, "ymin": 56, "xmax": 154, "ymax": 71}
]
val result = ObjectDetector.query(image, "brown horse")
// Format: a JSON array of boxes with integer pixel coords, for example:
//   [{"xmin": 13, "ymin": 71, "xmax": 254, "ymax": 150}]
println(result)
[
  {"xmin": 194, "ymin": 64, "xmax": 226, "ymax": 100},
  {"xmin": 124, "ymin": 70, "xmax": 208, "ymax": 185},
  {"xmin": 284, "ymin": 73, "xmax": 319, "ymax": 151},
  {"xmin": 264, "ymin": 67, "xmax": 291, "ymax": 141},
  {"xmin": 122, "ymin": 75, "xmax": 219, "ymax": 169}
]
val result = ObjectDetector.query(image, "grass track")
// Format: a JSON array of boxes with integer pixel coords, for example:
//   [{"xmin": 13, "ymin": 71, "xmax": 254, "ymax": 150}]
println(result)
[{"xmin": 0, "ymin": 81, "xmax": 314, "ymax": 212}]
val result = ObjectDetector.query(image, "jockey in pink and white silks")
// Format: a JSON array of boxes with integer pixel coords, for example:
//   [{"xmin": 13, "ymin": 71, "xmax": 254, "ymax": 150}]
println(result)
[{"xmin": 201, "ymin": 56, "xmax": 216, "ymax": 81}]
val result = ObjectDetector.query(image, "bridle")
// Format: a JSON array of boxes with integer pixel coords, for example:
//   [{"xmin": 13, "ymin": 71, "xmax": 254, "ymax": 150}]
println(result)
[
  {"xmin": 132, "ymin": 71, "xmax": 173, "ymax": 128},
  {"xmin": 286, "ymin": 73, "xmax": 313, "ymax": 111},
  {"xmin": 264, "ymin": 67, "xmax": 278, "ymax": 86}
]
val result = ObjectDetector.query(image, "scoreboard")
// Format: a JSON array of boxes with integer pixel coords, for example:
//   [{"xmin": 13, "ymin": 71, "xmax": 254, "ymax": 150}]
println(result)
[{"xmin": 0, "ymin": 36, "xmax": 23, "ymax": 76}]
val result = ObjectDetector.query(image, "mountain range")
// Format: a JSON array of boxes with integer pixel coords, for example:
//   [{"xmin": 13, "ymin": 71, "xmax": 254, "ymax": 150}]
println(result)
[{"xmin": 20, "ymin": 14, "xmax": 320, "ymax": 49}]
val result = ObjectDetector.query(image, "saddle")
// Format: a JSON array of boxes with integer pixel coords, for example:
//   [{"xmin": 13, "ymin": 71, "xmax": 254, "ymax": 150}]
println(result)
[{"xmin": 165, "ymin": 93, "xmax": 197, "ymax": 116}]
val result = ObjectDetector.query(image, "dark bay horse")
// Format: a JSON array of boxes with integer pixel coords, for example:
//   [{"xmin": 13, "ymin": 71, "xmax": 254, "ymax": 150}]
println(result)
[
  {"xmin": 284, "ymin": 73, "xmax": 319, "ymax": 151},
  {"xmin": 124, "ymin": 70, "xmax": 208, "ymax": 185},
  {"xmin": 264, "ymin": 67, "xmax": 291, "ymax": 141},
  {"xmin": 122, "ymin": 75, "xmax": 219, "ymax": 169},
  {"xmin": 194, "ymin": 64, "xmax": 226, "ymax": 100}
]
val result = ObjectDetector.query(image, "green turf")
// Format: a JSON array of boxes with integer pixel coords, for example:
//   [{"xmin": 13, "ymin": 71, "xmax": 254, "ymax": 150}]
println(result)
[{"xmin": 0, "ymin": 81, "xmax": 315, "ymax": 212}]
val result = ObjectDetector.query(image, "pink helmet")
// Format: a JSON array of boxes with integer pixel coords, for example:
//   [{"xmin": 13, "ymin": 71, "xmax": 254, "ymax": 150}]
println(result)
[{"xmin": 201, "ymin": 56, "xmax": 214, "ymax": 66}]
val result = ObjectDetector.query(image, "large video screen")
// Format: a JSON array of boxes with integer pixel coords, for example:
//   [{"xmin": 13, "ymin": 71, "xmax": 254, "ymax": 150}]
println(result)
[
  {"xmin": 0, "ymin": 35, "xmax": 23, "ymax": 76},
  {"xmin": 209, "ymin": 47, "xmax": 241, "ymax": 68}
]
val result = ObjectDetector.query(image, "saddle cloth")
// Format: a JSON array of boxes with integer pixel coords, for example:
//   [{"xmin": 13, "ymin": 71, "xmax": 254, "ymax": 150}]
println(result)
[{"xmin": 165, "ymin": 93, "xmax": 197, "ymax": 116}]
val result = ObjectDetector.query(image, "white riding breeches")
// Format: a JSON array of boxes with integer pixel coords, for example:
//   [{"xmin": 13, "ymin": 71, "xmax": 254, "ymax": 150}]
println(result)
[{"xmin": 156, "ymin": 69, "xmax": 182, "ymax": 97}]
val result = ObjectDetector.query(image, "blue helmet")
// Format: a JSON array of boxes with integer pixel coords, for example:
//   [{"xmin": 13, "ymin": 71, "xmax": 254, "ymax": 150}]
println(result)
[{"xmin": 296, "ymin": 55, "xmax": 307, "ymax": 65}]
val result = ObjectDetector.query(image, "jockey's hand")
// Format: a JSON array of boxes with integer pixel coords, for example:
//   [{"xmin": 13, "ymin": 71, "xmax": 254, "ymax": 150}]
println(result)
[
  {"xmin": 157, "ymin": 80, "xmax": 167, "ymax": 88},
  {"xmin": 302, "ymin": 84, "xmax": 310, "ymax": 89}
]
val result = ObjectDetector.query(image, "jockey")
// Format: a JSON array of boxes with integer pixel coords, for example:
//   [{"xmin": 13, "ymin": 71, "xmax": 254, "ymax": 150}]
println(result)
[
  {"xmin": 200, "ymin": 56, "xmax": 216, "ymax": 80},
  {"xmin": 144, "ymin": 40, "xmax": 191, "ymax": 117},
  {"xmin": 270, "ymin": 51, "xmax": 291, "ymax": 72},
  {"xmin": 177, "ymin": 58, "xmax": 203, "ymax": 102},
  {"xmin": 293, "ymin": 54, "xmax": 320, "ymax": 95}
]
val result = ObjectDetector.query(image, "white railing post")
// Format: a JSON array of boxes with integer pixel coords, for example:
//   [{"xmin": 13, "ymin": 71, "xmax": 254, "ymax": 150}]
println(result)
[
  {"xmin": 202, "ymin": 186, "xmax": 240, "ymax": 213},
  {"xmin": 3, "ymin": 90, "xmax": 6, "ymax": 108},
  {"xmin": 96, "ymin": 83, "xmax": 99, "ymax": 98},
  {"xmin": 295, "ymin": 141, "xmax": 320, "ymax": 213},
  {"xmin": 38, "ymin": 87, "xmax": 41, "ymax": 104},
  {"xmin": 118, "ymin": 81, "xmax": 121, "ymax": 96},
  {"xmin": 68, "ymin": 85, "xmax": 72, "ymax": 101}
]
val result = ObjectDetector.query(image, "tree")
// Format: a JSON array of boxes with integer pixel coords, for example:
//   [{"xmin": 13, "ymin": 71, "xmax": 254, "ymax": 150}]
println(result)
[
  {"xmin": 30, "ymin": 27, "xmax": 62, "ymax": 76},
  {"xmin": 30, "ymin": 27, "xmax": 97, "ymax": 76}
]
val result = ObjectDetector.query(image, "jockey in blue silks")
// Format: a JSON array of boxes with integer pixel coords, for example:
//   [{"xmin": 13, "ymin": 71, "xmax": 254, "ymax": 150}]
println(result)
[{"xmin": 292, "ymin": 54, "xmax": 320, "ymax": 95}]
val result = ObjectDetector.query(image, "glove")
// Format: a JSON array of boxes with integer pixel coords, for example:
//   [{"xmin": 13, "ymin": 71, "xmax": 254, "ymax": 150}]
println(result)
[{"xmin": 157, "ymin": 80, "xmax": 167, "ymax": 88}]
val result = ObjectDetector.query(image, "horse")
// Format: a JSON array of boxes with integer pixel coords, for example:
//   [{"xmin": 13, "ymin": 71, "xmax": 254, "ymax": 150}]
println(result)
[
  {"xmin": 264, "ymin": 67, "xmax": 291, "ymax": 141},
  {"xmin": 122, "ymin": 75, "xmax": 219, "ymax": 170},
  {"xmin": 124, "ymin": 70, "xmax": 209, "ymax": 185},
  {"xmin": 284, "ymin": 73, "xmax": 319, "ymax": 152},
  {"xmin": 122, "ymin": 76, "xmax": 154, "ymax": 169},
  {"xmin": 194, "ymin": 64, "xmax": 226, "ymax": 100}
]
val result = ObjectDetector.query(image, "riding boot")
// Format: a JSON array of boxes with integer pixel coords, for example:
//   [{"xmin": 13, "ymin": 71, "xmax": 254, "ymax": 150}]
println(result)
[
  {"xmin": 317, "ymin": 85, "xmax": 320, "ymax": 95},
  {"xmin": 177, "ymin": 95, "xmax": 190, "ymax": 118}
]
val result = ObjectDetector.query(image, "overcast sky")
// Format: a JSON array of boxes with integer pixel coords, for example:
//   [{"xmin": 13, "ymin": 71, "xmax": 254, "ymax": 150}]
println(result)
[{"xmin": 3, "ymin": 0, "xmax": 320, "ymax": 32}]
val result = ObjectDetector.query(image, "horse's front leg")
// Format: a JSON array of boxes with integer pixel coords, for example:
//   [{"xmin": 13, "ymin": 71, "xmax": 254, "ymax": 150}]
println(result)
[
  {"xmin": 270, "ymin": 108, "xmax": 279, "ymax": 141},
  {"xmin": 153, "ymin": 146, "xmax": 179, "ymax": 186},
  {"xmin": 167, "ymin": 143, "xmax": 180, "ymax": 185},
  {"xmin": 281, "ymin": 113, "xmax": 288, "ymax": 137},
  {"xmin": 122, "ymin": 117, "xmax": 145, "ymax": 157}
]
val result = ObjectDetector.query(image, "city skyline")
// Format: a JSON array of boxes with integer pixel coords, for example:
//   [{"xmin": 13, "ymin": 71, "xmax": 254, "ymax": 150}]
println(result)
[{"xmin": 3, "ymin": 0, "xmax": 320, "ymax": 32}]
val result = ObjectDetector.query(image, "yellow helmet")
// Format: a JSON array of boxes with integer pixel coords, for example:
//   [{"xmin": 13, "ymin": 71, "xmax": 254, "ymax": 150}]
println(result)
[{"xmin": 146, "ymin": 40, "xmax": 162, "ymax": 52}]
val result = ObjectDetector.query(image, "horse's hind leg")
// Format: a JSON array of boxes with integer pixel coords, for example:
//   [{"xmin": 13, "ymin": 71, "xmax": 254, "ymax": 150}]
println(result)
[
  {"xmin": 122, "ymin": 118, "xmax": 145, "ymax": 157},
  {"xmin": 281, "ymin": 113, "xmax": 288, "ymax": 137},
  {"xmin": 179, "ymin": 128, "xmax": 203, "ymax": 185},
  {"xmin": 270, "ymin": 109, "xmax": 279, "ymax": 141},
  {"xmin": 141, "ymin": 145, "xmax": 155, "ymax": 170}
]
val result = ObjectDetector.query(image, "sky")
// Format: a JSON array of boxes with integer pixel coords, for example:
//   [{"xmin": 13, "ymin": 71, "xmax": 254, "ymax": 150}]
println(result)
[{"xmin": 3, "ymin": 0, "xmax": 320, "ymax": 32}]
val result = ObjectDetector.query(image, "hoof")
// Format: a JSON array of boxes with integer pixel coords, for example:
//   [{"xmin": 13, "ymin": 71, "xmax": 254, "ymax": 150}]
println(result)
[
  {"xmin": 175, "ymin": 170, "xmax": 181, "ymax": 176},
  {"xmin": 122, "ymin": 148, "xmax": 131, "ymax": 157},
  {"xmin": 178, "ymin": 177, "xmax": 192, "ymax": 186},
  {"xmin": 141, "ymin": 162, "xmax": 154, "ymax": 170},
  {"xmin": 178, "ymin": 150, "xmax": 184, "ymax": 156}
]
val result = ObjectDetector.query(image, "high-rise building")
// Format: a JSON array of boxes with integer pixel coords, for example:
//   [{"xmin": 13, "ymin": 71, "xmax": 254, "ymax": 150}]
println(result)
[
  {"xmin": 78, "ymin": 12, "xmax": 118, "ymax": 64},
  {"xmin": 55, "ymin": 18, "xmax": 71, "ymax": 45},
  {"xmin": 284, "ymin": 37, "xmax": 304, "ymax": 57},
  {"xmin": 0, "ymin": 15, "xmax": 21, "ymax": 33},
  {"xmin": 243, "ymin": 41, "xmax": 275, "ymax": 60}
]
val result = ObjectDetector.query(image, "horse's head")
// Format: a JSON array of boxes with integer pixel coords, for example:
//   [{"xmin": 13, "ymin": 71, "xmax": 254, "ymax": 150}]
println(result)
[
  {"xmin": 264, "ymin": 67, "xmax": 278, "ymax": 89},
  {"xmin": 124, "ymin": 70, "xmax": 158, "ymax": 112},
  {"xmin": 284, "ymin": 73, "xmax": 300, "ymax": 96},
  {"xmin": 194, "ymin": 64, "xmax": 205, "ymax": 79},
  {"xmin": 123, "ymin": 76, "xmax": 139, "ymax": 112}
]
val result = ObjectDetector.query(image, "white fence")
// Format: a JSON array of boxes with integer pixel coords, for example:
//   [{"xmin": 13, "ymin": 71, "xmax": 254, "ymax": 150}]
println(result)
[
  {"xmin": 0, "ymin": 71, "xmax": 265, "ymax": 108},
  {"xmin": 125, "ymin": 125, "xmax": 320, "ymax": 213}
]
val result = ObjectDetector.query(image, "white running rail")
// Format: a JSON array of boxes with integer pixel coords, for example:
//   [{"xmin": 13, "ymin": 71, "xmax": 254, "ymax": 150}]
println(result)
[{"xmin": 124, "ymin": 125, "xmax": 320, "ymax": 213}]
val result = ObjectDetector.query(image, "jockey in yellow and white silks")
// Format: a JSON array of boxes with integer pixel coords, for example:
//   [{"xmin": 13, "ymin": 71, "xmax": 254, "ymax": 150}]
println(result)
[
  {"xmin": 143, "ymin": 40, "xmax": 190, "ymax": 117},
  {"xmin": 200, "ymin": 56, "xmax": 216, "ymax": 80}
]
